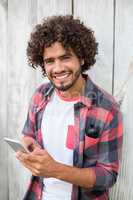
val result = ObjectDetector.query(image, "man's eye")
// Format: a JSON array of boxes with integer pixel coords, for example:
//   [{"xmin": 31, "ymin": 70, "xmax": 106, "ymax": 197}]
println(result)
[
  {"xmin": 45, "ymin": 59, "xmax": 54, "ymax": 64},
  {"xmin": 62, "ymin": 56, "xmax": 71, "ymax": 60}
]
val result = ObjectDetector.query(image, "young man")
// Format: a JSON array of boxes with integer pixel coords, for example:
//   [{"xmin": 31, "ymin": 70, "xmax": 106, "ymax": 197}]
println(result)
[{"xmin": 16, "ymin": 15, "xmax": 123, "ymax": 200}]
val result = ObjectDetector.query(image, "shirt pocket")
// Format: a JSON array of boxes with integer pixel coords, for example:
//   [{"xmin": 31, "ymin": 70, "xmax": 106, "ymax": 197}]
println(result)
[
  {"xmin": 66, "ymin": 125, "xmax": 75, "ymax": 150},
  {"xmin": 84, "ymin": 118, "xmax": 104, "ymax": 150}
]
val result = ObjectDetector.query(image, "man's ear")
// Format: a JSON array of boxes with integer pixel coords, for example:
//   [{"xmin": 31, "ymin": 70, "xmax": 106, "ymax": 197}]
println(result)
[{"xmin": 81, "ymin": 59, "xmax": 84, "ymax": 66}]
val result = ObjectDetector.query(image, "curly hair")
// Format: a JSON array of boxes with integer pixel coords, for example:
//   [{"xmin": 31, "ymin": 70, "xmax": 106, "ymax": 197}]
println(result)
[{"xmin": 27, "ymin": 15, "xmax": 98, "ymax": 76}]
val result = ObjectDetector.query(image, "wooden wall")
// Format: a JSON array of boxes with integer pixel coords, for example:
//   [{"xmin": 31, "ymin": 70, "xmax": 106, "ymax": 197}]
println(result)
[{"xmin": 0, "ymin": 0, "xmax": 133, "ymax": 199}]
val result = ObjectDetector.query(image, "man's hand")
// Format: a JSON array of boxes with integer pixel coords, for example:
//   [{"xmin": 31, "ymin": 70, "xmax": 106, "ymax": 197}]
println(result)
[
  {"xmin": 16, "ymin": 147, "xmax": 96, "ymax": 188},
  {"xmin": 16, "ymin": 148, "xmax": 58, "ymax": 177},
  {"xmin": 21, "ymin": 136, "xmax": 41, "ymax": 152},
  {"xmin": 16, "ymin": 136, "xmax": 96, "ymax": 188}
]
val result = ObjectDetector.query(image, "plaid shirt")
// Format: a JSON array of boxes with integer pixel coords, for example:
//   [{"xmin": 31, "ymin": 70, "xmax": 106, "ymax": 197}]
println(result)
[{"xmin": 22, "ymin": 75, "xmax": 123, "ymax": 200}]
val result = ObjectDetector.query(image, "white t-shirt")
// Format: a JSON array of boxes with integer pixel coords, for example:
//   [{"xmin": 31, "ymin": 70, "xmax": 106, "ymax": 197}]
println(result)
[{"xmin": 41, "ymin": 91, "xmax": 79, "ymax": 200}]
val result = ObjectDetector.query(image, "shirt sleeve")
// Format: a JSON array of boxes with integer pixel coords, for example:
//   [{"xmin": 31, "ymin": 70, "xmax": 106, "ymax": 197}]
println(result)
[
  {"xmin": 22, "ymin": 94, "xmax": 36, "ymax": 139},
  {"xmin": 91, "ymin": 109, "xmax": 123, "ymax": 191},
  {"xmin": 21, "ymin": 84, "xmax": 45, "ymax": 139}
]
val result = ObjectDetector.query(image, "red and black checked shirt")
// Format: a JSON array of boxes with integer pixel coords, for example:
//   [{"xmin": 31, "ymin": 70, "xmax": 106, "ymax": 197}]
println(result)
[{"xmin": 22, "ymin": 75, "xmax": 123, "ymax": 200}]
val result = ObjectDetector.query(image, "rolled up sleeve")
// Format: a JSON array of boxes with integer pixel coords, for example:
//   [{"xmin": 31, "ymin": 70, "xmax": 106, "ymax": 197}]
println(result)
[{"xmin": 92, "ymin": 110, "xmax": 123, "ymax": 191}]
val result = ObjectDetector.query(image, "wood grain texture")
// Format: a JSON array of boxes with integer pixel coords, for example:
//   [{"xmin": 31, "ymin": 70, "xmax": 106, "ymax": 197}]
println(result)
[
  {"xmin": 110, "ymin": 2, "xmax": 133, "ymax": 198},
  {"xmin": 110, "ymin": 74, "xmax": 133, "ymax": 200},
  {"xmin": 0, "ymin": 1, "xmax": 8, "ymax": 199},
  {"xmin": 37, "ymin": 0, "xmax": 72, "ymax": 19},
  {"xmin": 7, "ymin": 0, "xmax": 72, "ymax": 200},
  {"xmin": 113, "ymin": 0, "xmax": 133, "ymax": 96},
  {"xmin": 74, "ymin": 0, "xmax": 114, "ymax": 93},
  {"xmin": 7, "ymin": 0, "xmax": 36, "ymax": 199}
]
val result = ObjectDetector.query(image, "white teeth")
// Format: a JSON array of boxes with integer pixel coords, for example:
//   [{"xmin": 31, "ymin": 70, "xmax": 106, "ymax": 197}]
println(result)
[{"xmin": 54, "ymin": 73, "xmax": 70, "ymax": 80}]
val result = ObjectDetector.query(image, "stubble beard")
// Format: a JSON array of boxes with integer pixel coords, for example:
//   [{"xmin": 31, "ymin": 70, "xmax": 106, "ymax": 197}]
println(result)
[{"xmin": 49, "ymin": 68, "xmax": 82, "ymax": 92}]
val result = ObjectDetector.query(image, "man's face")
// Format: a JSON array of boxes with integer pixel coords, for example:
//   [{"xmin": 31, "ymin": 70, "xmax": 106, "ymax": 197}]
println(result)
[{"xmin": 43, "ymin": 42, "xmax": 84, "ymax": 92}]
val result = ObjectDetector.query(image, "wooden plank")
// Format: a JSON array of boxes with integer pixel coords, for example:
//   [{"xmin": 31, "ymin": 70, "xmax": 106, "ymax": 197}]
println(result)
[
  {"xmin": 7, "ymin": 0, "xmax": 37, "ymax": 199},
  {"xmin": 7, "ymin": 0, "xmax": 72, "ymax": 199},
  {"xmin": 37, "ymin": 0, "xmax": 72, "ymax": 20},
  {"xmin": 113, "ymin": 0, "xmax": 133, "ymax": 96},
  {"xmin": 74, "ymin": 0, "xmax": 114, "ymax": 93},
  {"xmin": 110, "ymin": 73, "xmax": 133, "ymax": 200},
  {"xmin": 36, "ymin": 0, "xmax": 72, "ymax": 86},
  {"xmin": 0, "ymin": 1, "xmax": 8, "ymax": 199},
  {"xmin": 110, "ymin": 0, "xmax": 133, "ymax": 199}
]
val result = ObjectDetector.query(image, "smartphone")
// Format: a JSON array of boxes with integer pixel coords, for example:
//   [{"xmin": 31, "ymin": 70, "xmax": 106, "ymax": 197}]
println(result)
[{"xmin": 4, "ymin": 137, "xmax": 30, "ymax": 153}]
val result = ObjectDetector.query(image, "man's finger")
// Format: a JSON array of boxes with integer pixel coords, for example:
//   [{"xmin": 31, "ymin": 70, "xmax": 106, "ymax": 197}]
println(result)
[
  {"xmin": 21, "ymin": 136, "xmax": 41, "ymax": 151},
  {"xmin": 32, "ymin": 148, "xmax": 46, "ymax": 155},
  {"xmin": 16, "ymin": 151, "xmax": 37, "ymax": 162}
]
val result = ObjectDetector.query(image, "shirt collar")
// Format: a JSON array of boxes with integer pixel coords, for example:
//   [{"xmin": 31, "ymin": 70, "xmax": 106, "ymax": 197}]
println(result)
[
  {"xmin": 78, "ymin": 74, "xmax": 97, "ymax": 108},
  {"xmin": 39, "ymin": 74, "xmax": 97, "ymax": 110}
]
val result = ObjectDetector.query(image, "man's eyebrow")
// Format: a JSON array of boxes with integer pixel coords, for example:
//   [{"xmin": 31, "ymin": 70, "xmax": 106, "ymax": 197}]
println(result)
[
  {"xmin": 43, "ymin": 57, "xmax": 54, "ymax": 61},
  {"xmin": 58, "ymin": 52, "xmax": 73, "ymax": 58},
  {"xmin": 44, "ymin": 52, "xmax": 73, "ymax": 61}
]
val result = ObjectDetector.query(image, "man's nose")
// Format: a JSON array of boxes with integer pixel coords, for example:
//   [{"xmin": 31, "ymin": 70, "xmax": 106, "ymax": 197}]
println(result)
[{"xmin": 54, "ymin": 59, "xmax": 64, "ymax": 72}]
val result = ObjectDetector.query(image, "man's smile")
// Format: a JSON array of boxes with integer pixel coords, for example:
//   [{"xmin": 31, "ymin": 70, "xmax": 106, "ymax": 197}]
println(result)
[{"xmin": 52, "ymin": 72, "xmax": 71, "ymax": 81}]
